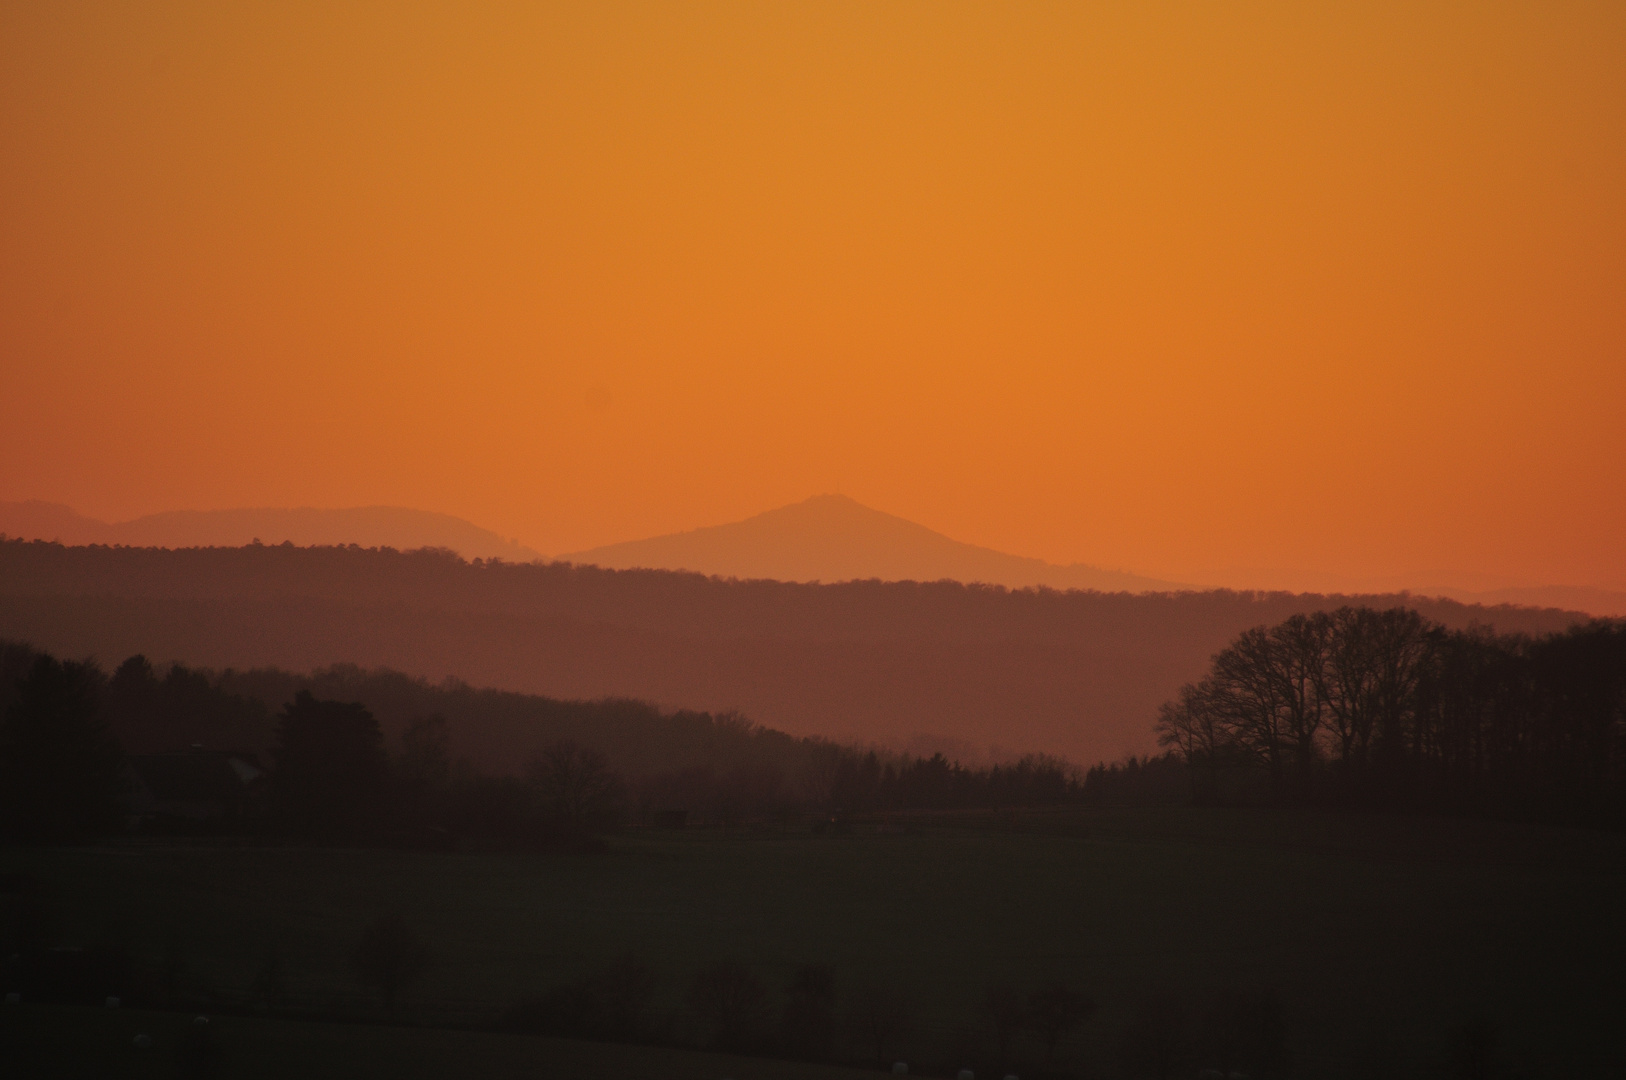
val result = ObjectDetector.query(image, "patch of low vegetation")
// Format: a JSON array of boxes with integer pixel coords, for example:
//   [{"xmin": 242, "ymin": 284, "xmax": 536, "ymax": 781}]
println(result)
[
  {"xmin": 0, "ymin": 1000, "xmax": 880, "ymax": 1080},
  {"xmin": 1, "ymin": 607, "xmax": 1622, "ymax": 1077},
  {"xmin": 3, "ymin": 807, "xmax": 1624, "ymax": 1077}
]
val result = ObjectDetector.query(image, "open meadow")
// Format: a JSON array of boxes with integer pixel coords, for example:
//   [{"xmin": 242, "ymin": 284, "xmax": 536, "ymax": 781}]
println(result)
[
  {"xmin": 6, "ymin": 806, "xmax": 1624, "ymax": 1078},
  {"xmin": 1, "ymin": 1002, "xmax": 879, "ymax": 1080}
]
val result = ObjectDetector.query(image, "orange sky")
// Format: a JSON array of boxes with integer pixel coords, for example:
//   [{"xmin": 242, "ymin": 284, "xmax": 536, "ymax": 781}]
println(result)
[{"xmin": 2, "ymin": 2, "xmax": 1623, "ymax": 590}]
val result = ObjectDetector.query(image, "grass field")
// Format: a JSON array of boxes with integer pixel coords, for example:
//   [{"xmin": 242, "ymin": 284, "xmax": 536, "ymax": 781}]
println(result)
[
  {"xmin": 5, "ymin": 806, "xmax": 1624, "ymax": 1078},
  {"xmin": 0, "ymin": 1002, "xmax": 880, "ymax": 1080}
]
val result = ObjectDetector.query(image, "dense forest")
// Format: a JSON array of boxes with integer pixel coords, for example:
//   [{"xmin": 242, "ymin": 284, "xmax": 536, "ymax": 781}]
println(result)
[
  {"xmin": 0, "ymin": 538, "xmax": 1586, "ymax": 765},
  {"xmin": 1156, "ymin": 608, "xmax": 1626, "ymax": 827},
  {"xmin": 3, "ymin": 599, "xmax": 1622, "ymax": 843},
  {"xmin": 0, "ymin": 640, "xmax": 1094, "ymax": 846},
  {"xmin": 3, "ymin": 617, "xmax": 1622, "ymax": 1075}
]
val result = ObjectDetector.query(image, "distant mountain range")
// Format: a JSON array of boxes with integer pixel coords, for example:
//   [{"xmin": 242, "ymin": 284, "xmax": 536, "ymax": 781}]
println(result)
[
  {"xmin": 561, "ymin": 494, "xmax": 1188, "ymax": 593},
  {"xmin": 5, "ymin": 495, "xmax": 1622, "ymax": 615},
  {"xmin": 560, "ymin": 496, "xmax": 1626, "ymax": 615},
  {"xmin": 0, "ymin": 501, "xmax": 541, "ymax": 563}
]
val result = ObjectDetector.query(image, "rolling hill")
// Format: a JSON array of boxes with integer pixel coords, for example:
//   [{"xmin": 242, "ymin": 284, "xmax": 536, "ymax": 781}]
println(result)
[
  {"xmin": 10, "ymin": 496, "xmax": 1621, "ymax": 617},
  {"xmin": 0, "ymin": 539, "xmax": 1590, "ymax": 765},
  {"xmin": 561, "ymin": 494, "xmax": 1186, "ymax": 592},
  {"xmin": 0, "ymin": 501, "xmax": 541, "ymax": 562}
]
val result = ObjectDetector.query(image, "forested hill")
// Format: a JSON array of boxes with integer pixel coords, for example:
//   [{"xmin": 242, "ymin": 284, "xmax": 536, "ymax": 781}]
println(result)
[
  {"xmin": 0, "ymin": 639, "xmax": 813, "ymax": 786},
  {"xmin": 0, "ymin": 539, "xmax": 1587, "ymax": 763}
]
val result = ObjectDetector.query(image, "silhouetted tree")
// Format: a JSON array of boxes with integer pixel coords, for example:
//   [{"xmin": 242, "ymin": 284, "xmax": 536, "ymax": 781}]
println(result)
[
  {"xmin": 0, "ymin": 655, "xmax": 124, "ymax": 841},
  {"xmin": 798, "ymin": 740, "xmax": 845, "ymax": 810},
  {"xmin": 1197, "ymin": 989, "xmax": 1284, "ymax": 1079},
  {"xmin": 251, "ymin": 939, "xmax": 287, "ymax": 1012},
  {"xmin": 596, "ymin": 952, "xmax": 656, "ymax": 1042},
  {"xmin": 689, "ymin": 960, "xmax": 768, "ymax": 1051},
  {"xmin": 0, "ymin": 874, "xmax": 56, "ymax": 996},
  {"xmin": 270, "ymin": 691, "xmax": 386, "ymax": 838},
  {"xmin": 1120, "ymin": 991, "xmax": 1193, "ymax": 1080},
  {"xmin": 1157, "ymin": 608, "xmax": 1626, "ymax": 825},
  {"xmin": 86, "ymin": 918, "xmax": 137, "ymax": 1004},
  {"xmin": 397, "ymin": 714, "xmax": 451, "ymax": 787},
  {"xmin": 525, "ymin": 740, "xmax": 623, "ymax": 829},
  {"xmin": 1026, "ymin": 980, "xmax": 1096, "ymax": 1061},
  {"xmin": 161, "ymin": 938, "xmax": 191, "ymax": 1008},
  {"xmin": 0, "ymin": 642, "xmax": 39, "ymax": 722},
  {"xmin": 849, "ymin": 982, "xmax": 912, "ymax": 1067},
  {"xmin": 1273, "ymin": 613, "xmax": 1332, "ymax": 791},
  {"xmin": 352, "ymin": 914, "xmax": 430, "ymax": 1020},
  {"xmin": 1084, "ymin": 752, "xmax": 1191, "ymax": 806},
  {"xmin": 506, "ymin": 977, "xmax": 600, "ymax": 1038},
  {"xmin": 106, "ymin": 654, "xmax": 160, "ymax": 736},
  {"xmin": 781, "ymin": 963, "xmax": 836, "ymax": 1060},
  {"xmin": 103, "ymin": 653, "xmax": 270, "ymax": 755},
  {"xmin": 981, "ymin": 982, "xmax": 1027, "ymax": 1068},
  {"xmin": 1447, "ymin": 1016, "xmax": 1505, "ymax": 1080},
  {"xmin": 393, "ymin": 713, "xmax": 452, "ymax": 834},
  {"xmin": 176, "ymin": 1015, "xmax": 224, "ymax": 1080}
]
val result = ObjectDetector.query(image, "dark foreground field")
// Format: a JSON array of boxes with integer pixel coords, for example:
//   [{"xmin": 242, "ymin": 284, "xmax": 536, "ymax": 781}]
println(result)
[
  {"xmin": 5, "ymin": 807, "xmax": 1624, "ymax": 1078},
  {"xmin": 1, "ymin": 1003, "xmax": 876, "ymax": 1080}
]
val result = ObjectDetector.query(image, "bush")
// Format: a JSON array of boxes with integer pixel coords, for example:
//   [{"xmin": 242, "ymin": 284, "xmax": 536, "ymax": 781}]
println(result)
[
  {"xmin": 689, "ymin": 960, "xmax": 769, "ymax": 1052},
  {"xmin": 352, "ymin": 914, "xmax": 430, "ymax": 1019},
  {"xmin": 0, "ymin": 656, "xmax": 125, "ymax": 842}
]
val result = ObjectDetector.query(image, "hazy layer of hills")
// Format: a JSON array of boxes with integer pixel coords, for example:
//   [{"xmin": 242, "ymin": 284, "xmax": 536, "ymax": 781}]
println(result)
[
  {"xmin": 7, "ymin": 496, "xmax": 1623, "ymax": 616},
  {"xmin": 0, "ymin": 495, "xmax": 1183, "ymax": 592},
  {"xmin": 561, "ymin": 494, "xmax": 1188, "ymax": 592},
  {"xmin": 0, "ymin": 539, "xmax": 1589, "ymax": 764},
  {"xmin": 0, "ymin": 501, "xmax": 541, "ymax": 563},
  {"xmin": 1199, "ymin": 567, "xmax": 1626, "ymax": 620},
  {"xmin": 1427, "ymin": 584, "xmax": 1626, "ymax": 618}
]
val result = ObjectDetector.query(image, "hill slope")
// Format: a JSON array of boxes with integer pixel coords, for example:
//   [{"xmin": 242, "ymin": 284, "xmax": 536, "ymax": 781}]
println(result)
[
  {"xmin": 0, "ymin": 539, "xmax": 1591, "ymax": 764},
  {"xmin": 562, "ymin": 494, "xmax": 1184, "ymax": 592},
  {"xmin": 0, "ymin": 501, "xmax": 541, "ymax": 562},
  {"xmin": 1427, "ymin": 583, "xmax": 1626, "ymax": 618}
]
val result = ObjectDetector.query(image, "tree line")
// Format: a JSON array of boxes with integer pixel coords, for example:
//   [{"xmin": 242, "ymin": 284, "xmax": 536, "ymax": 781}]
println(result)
[
  {"xmin": 4, "ymin": 534, "xmax": 1581, "ymax": 772},
  {"xmin": 12, "ymin": 603, "xmax": 1612, "ymax": 844},
  {"xmin": 1155, "ymin": 607, "xmax": 1626, "ymax": 826},
  {"xmin": 0, "ymin": 641, "xmax": 1105, "ymax": 847}
]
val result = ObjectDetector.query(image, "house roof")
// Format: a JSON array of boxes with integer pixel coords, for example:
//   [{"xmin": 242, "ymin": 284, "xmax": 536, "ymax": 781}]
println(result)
[{"xmin": 128, "ymin": 752, "xmax": 261, "ymax": 804}]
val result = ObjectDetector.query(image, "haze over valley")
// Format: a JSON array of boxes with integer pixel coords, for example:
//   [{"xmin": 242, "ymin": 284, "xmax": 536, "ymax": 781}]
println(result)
[
  {"xmin": 0, "ymin": 535, "xmax": 1589, "ymax": 765},
  {"xmin": 7, "ymin": 495, "xmax": 1622, "ymax": 618}
]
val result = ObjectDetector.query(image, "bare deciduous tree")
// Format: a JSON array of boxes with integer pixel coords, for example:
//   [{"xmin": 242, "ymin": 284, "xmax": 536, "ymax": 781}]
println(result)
[
  {"xmin": 1120, "ymin": 991, "xmax": 1193, "ymax": 1080},
  {"xmin": 982, "ymin": 982, "xmax": 1027, "ymax": 1068},
  {"xmin": 849, "ymin": 982, "xmax": 912, "ymax": 1067},
  {"xmin": 398, "ymin": 713, "xmax": 451, "ymax": 787},
  {"xmin": 689, "ymin": 960, "xmax": 768, "ymax": 1051},
  {"xmin": 352, "ymin": 914, "xmax": 431, "ymax": 1020},
  {"xmin": 525, "ymin": 740, "xmax": 622, "ymax": 826},
  {"xmin": 1026, "ymin": 980, "xmax": 1096, "ymax": 1061}
]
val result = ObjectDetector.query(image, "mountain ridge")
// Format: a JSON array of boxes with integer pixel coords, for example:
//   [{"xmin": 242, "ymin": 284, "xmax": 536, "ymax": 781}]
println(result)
[
  {"xmin": 0, "ymin": 501, "xmax": 541, "ymax": 563},
  {"xmin": 6, "ymin": 496, "xmax": 1621, "ymax": 616},
  {"xmin": 561, "ymin": 494, "xmax": 1187, "ymax": 593},
  {"xmin": 0, "ymin": 539, "xmax": 1590, "ymax": 764}
]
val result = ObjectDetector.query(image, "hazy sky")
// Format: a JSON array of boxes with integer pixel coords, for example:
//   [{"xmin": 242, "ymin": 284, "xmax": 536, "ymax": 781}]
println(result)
[{"xmin": 3, "ymin": 2, "xmax": 1622, "ymax": 588}]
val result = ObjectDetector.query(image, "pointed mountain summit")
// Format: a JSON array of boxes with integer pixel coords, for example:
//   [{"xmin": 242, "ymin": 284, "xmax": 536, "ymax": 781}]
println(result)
[
  {"xmin": 561, "ymin": 494, "xmax": 1185, "ymax": 592},
  {"xmin": 0, "ymin": 501, "xmax": 542, "ymax": 563}
]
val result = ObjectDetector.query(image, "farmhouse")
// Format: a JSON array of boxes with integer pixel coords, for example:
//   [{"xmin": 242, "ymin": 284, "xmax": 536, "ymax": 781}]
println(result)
[{"xmin": 126, "ymin": 750, "xmax": 265, "ymax": 827}]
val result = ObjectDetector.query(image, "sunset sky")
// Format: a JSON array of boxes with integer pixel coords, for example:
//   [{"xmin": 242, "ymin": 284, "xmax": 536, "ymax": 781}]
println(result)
[{"xmin": 3, "ymin": 2, "xmax": 1622, "ymax": 590}]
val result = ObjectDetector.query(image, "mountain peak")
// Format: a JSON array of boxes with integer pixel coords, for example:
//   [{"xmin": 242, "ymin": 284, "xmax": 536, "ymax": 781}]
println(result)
[{"xmin": 561, "ymin": 496, "xmax": 1183, "ymax": 592}]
